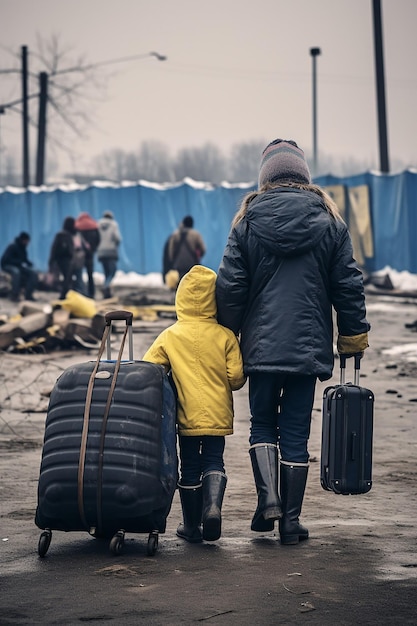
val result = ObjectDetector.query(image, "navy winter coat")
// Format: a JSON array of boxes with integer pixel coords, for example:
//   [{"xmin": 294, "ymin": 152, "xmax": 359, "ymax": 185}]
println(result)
[
  {"xmin": 216, "ymin": 187, "xmax": 370, "ymax": 381},
  {"xmin": 1, "ymin": 238, "xmax": 33, "ymax": 270}
]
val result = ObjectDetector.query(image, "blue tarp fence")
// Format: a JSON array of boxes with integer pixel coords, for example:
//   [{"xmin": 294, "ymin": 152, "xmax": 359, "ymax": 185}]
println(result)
[{"xmin": 0, "ymin": 170, "xmax": 416, "ymax": 276}]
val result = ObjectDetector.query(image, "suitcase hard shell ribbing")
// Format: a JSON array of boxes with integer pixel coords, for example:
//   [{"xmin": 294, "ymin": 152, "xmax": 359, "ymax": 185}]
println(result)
[
  {"xmin": 35, "ymin": 310, "xmax": 178, "ymax": 557},
  {"xmin": 321, "ymin": 354, "xmax": 374, "ymax": 495}
]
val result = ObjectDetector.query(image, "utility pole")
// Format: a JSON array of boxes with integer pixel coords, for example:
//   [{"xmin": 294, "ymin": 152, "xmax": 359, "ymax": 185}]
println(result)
[
  {"xmin": 0, "ymin": 106, "xmax": 5, "ymax": 185},
  {"xmin": 372, "ymin": 0, "xmax": 390, "ymax": 173},
  {"xmin": 310, "ymin": 47, "xmax": 321, "ymax": 175},
  {"xmin": 36, "ymin": 72, "xmax": 48, "ymax": 186},
  {"xmin": 21, "ymin": 45, "xmax": 30, "ymax": 187}
]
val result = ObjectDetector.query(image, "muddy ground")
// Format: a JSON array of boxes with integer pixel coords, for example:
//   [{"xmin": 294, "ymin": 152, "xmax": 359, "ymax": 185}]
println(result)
[{"xmin": 0, "ymin": 291, "xmax": 417, "ymax": 625}]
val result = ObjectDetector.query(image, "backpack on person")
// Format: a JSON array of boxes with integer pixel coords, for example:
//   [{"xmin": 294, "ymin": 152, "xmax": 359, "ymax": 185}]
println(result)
[{"xmin": 72, "ymin": 234, "xmax": 90, "ymax": 270}]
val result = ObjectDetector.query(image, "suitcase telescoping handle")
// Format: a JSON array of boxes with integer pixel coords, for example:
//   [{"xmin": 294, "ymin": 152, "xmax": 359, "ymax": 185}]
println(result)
[
  {"xmin": 78, "ymin": 310, "xmax": 135, "ymax": 532},
  {"xmin": 104, "ymin": 310, "xmax": 134, "ymax": 361},
  {"xmin": 339, "ymin": 353, "xmax": 361, "ymax": 385}
]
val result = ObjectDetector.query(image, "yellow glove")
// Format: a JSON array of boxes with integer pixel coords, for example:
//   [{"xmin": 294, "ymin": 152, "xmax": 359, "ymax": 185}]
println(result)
[{"xmin": 337, "ymin": 332, "xmax": 369, "ymax": 355}]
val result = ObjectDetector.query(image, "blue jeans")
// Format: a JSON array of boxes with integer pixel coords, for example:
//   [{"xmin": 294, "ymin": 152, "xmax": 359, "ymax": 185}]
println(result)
[
  {"xmin": 178, "ymin": 435, "xmax": 225, "ymax": 486},
  {"xmin": 55, "ymin": 259, "xmax": 85, "ymax": 299},
  {"xmin": 84, "ymin": 255, "xmax": 95, "ymax": 298},
  {"xmin": 249, "ymin": 372, "xmax": 316, "ymax": 463},
  {"xmin": 3, "ymin": 264, "xmax": 37, "ymax": 299},
  {"xmin": 72, "ymin": 267, "xmax": 86, "ymax": 295},
  {"xmin": 101, "ymin": 258, "xmax": 117, "ymax": 288}
]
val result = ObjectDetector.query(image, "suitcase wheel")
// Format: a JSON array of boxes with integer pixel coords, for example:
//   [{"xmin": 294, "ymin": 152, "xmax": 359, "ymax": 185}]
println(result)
[
  {"xmin": 147, "ymin": 532, "xmax": 159, "ymax": 557},
  {"xmin": 38, "ymin": 529, "xmax": 52, "ymax": 558},
  {"xmin": 109, "ymin": 530, "xmax": 125, "ymax": 556}
]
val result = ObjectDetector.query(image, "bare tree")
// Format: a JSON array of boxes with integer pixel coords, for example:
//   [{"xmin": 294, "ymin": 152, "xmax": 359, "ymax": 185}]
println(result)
[
  {"xmin": 136, "ymin": 141, "xmax": 174, "ymax": 182},
  {"xmin": 0, "ymin": 35, "xmax": 109, "ymax": 185},
  {"xmin": 0, "ymin": 38, "xmax": 169, "ymax": 186},
  {"xmin": 85, "ymin": 140, "xmax": 381, "ymax": 186},
  {"xmin": 174, "ymin": 143, "xmax": 226, "ymax": 184},
  {"xmin": 36, "ymin": 34, "xmax": 107, "ymax": 148},
  {"xmin": 0, "ymin": 153, "xmax": 19, "ymax": 187},
  {"xmin": 228, "ymin": 140, "xmax": 266, "ymax": 183},
  {"xmin": 91, "ymin": 149, "xmax": 134, "ymax": 182},
  {"xmin": 91, "ymin": 141, "xmax": 174, "ymax": 183}
]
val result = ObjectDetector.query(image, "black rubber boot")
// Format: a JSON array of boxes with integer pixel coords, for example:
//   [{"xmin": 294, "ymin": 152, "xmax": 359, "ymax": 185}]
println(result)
[
  {"xmin": 176, "ymin": 484, "xmax": 203, "ymax": 543},
  {"xmin": 279, "ymin": 462, "xmax": 309, "ymax": 545},
  {"xmin": 249, "ymin": 444, "xmax": 282, "ymax": 532},
  {"xmin": 202, "ymin": 471, "xmax": 227, "ymax": 541}
]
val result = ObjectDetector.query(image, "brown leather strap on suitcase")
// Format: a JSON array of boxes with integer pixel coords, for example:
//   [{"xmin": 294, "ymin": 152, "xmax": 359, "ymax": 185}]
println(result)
[
  {"xmin": 77, "ymin": 323, "xmax": 111, "ymax": 530},
  {"xmin": 77, "ymin": 311, "xmax": 132, "ymax": 532},
  {"xmin": 96, "ymin": 323, "xmax": 129, "ymax": 533}
]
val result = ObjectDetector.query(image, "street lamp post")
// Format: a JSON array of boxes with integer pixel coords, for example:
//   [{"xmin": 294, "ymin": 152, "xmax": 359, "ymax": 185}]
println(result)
[{"xmin": 310, "ymin": 47, "xmax": 321, "ymax": 176}]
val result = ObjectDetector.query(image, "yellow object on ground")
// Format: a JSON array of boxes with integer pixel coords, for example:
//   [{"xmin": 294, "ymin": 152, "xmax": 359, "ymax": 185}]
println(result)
[
  {"xmin": 165, "ymin": 269, "xmax": 180, "ymax": 290},
  {"xmin": 54, "ymin": 290, "xmax": 97, "ymax": 319}
]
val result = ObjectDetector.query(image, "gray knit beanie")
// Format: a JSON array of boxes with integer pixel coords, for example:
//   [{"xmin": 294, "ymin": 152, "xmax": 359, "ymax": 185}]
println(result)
[{"xmin": 258, "ymin": 139, "xmax": 311, "ymax": 188}]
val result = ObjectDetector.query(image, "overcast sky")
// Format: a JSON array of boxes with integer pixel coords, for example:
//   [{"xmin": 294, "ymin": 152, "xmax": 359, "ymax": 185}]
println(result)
[{"xmin": 1, "ymin": 0, "xmax": 417, "ymax": 178}]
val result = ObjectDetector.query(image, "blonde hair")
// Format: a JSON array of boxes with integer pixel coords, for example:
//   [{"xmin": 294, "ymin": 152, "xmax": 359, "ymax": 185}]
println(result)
[{"xmin": 232, "ymin": 181, "xmax": 343, "ymax": 227}]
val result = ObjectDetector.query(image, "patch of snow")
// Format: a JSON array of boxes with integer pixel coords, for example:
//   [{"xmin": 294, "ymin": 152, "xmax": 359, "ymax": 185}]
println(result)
[
  {"xmin": 366, "ymin": 302, "xmax": 404, "ymax": 313},
  {"xmin": 382, "ymin": 343, "xmax": 417, "ymax": 363},
  {"xmin": 372, "ymin": 266, "xmax": 417, "ymax": 291},
  {"xmin": 92, "ymin": 270, "xmax": 164, "ymax": 288}
]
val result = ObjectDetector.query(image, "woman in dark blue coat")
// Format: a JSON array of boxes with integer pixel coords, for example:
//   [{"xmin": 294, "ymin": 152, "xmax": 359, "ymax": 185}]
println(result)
[{"xmin": 216, "ymin": 139, "xmax": 370, "ymax": 545}]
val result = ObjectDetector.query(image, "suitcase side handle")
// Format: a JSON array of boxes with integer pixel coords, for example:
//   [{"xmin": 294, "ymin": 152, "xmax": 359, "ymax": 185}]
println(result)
[
  {"xmin": 105, "ymin": 310, "xmax": 133, "ymax": 325},
  {"xmin": 350, "ymin": 431, "xmax": 357, "ymax": 461},
  {"xmin": 340, "ymin": 353, "xmax": 361, "ymax": 385}
]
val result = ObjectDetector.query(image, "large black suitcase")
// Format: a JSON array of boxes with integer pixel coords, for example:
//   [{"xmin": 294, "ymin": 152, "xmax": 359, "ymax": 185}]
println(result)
[
  {"xmin": 35, "ymin": 310, "xmax": 178, "ymax": 557},
  {"xmin": 321, "ymin": 354, "xmax": 374, "ymax": 495}
]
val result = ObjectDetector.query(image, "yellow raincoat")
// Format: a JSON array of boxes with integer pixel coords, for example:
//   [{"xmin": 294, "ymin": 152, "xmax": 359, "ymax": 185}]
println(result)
[{"xmin": 142, "ymin": 265, "xmax": 246, "ymax": 436}]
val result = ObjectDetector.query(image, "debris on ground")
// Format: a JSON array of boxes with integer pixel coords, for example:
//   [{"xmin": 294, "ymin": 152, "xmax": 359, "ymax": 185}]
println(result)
[{"xmin": 0, "ymin": 287, "xmax": 176, "ymax": 353}]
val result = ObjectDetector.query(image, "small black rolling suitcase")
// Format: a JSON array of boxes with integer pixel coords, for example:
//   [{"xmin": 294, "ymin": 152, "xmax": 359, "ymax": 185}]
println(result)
[
  {"xmin": 321, "ymin": 354, "xmax": 374, "ymax": 495},
  {"xmin": 35, "ymin": 310, "xmax": 178, "ymax": 557}
]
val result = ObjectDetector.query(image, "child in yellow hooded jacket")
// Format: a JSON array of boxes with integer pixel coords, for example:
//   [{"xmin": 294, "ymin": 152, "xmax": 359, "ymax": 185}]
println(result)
[{"xmin": 142, "ymin": 264, "xmax": 246, "ymax": 543}]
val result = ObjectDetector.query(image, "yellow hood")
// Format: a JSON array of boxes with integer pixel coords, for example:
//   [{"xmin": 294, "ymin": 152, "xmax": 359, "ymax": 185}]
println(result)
[{"xmin": 175, "ymin": 265, "xmax": 217, "ymax": 321}]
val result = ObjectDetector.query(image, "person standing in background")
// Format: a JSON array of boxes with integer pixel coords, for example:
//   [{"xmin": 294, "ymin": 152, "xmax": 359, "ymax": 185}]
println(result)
[
  {"xmin": 49, "ymin": 216, "xmax": 86, "ymax": 300},
  {"xmin": 97, "ymin": 211, "xmax": 122, "ymax": 299},
  {"xmin": 75, "ymin": 212, "xmax": 100, "ymax": 299},
  {"xmin": 165, "ymin": 216, "xmax": 206, "ymax": 286}
]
